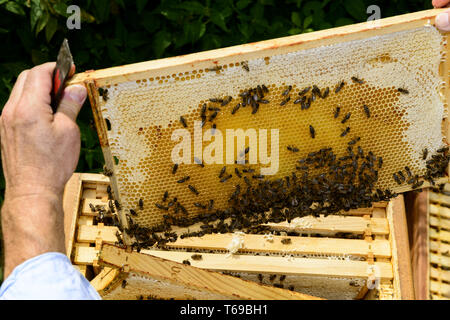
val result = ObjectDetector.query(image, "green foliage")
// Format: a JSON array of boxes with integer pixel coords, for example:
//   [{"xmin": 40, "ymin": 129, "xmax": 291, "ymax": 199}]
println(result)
[{"xmin": 0, "ymin": 0, "xmax": 433, "ymax": 283}]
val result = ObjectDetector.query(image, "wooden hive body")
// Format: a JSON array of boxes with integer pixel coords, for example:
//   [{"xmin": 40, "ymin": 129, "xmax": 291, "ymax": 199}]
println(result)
[{"xmin": 64, "ymin": 173, "xmax": 413, "ymax": 299}]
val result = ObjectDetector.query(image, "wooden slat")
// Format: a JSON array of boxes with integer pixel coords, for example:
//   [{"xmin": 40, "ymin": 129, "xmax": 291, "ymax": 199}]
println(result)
[
  {"xmin": 77, "ymin": 215, "xmax": 94, "ymax": 226},
  {"xmin": 430, "ymin": 228, "xmax": 450, "ymax": 242},
  {"xmin": 63, "ymin": 173, "xmax": 83, "ymax": 258},
  {"xmin": 337, "ymin": 208, "xmax": 374, "ymax": 216},
  {"xmin": 388, "ymin": 194, "xmax": 415, "ymax": 300},
  {"xmin": 77, "ymin": 225, "xmax": 119, "ymax": 244},
  {"xmin": 405, "ymin": 190, "xmax": 430, "ymax": 300},
  {"xmin": 430, "ymin": 253, "xmax": 450, "ymax": 266},
  {"xmin": 73, "ymin": 245, "xmax": 98, "ymax": 265},
  {"xmin": 430, "ymin": 215, "xmax": 450, "ymax": 231},
  {"xmin": 430, "ymin": 280, "xmax": 450, "ymax": 297},
  {"xmin": 73, "ymin": 264, "xmax": 87, "ymax": 277},
  {"xmin": 90, "ymin": 267, "xmax": 120, "ymax": 291},
  {"xmin": 79, "ymin": 173, "xmax": 111, "ymax": 183},
  {"xmin": 167, "ymin": 233, "xmax": 392, "ymax": 258},
  {"xmin": 81, "ymin": 198, "xmax": 109, "ymax": 216},
  {"xmin": 82, "ymin": 188, "xmax": 97, "ymax": 199},
  {"xmin": 264, "ymin": 215, "xmax": 389, "ymax": 235},
  {"xmin": 429, "ymin": 203, "xmax": 450, "ymax": 220},
  {"xmin": 99, "ymin": 244, "xmax": 322, "ymax": 300},
  {"xmin": 429, "ymin": 192, "xmax": 450, "ymax": 206},
  {"xmin": 429, "ymin": 240, "xmax": 450, "ymax": 255},
  {"xmin": 430, "ymin": 268, "xmax": 450, "ymax": 283},
  {"xmin": 431, "ymin": 294, "xmax": 449, "ymax": 300},
  {"xmin": 141, "ymin": 249, "xmax": 394, "ymax": 280}
]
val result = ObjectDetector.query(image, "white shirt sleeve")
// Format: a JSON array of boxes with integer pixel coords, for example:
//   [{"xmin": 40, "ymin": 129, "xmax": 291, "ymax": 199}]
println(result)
[{"xmin": 0, "ymin": 252, "xmax": 101, "ymax": 300}]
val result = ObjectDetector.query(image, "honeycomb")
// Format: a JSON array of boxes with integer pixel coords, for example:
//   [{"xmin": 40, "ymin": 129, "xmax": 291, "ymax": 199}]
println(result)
[{"xmin": 93, "ymin": 26, "xmax": 446, "ymax": 230}]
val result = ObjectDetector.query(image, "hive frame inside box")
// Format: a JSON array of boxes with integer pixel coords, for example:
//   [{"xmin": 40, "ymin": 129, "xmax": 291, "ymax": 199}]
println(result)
[
  {"xmin": 63, "ymin": 173, "xmax": 414, "ymax": 300},
  {"xmin": 68, "ymin": 8, "xmax": 450, "ymax": 236},
  {"xmin": 407, "ymin": 184, "xmax": 450, "ymax": 300}
]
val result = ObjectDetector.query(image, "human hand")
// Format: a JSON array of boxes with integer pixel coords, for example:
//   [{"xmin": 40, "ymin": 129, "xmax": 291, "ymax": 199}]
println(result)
[
  {"xmin": 0, "ymin": 62, "xmax": 86, "ymax": 201},
  {"xmin": 433, "ymin": 0, "xmax": 450, "ymax": 31},
  {"xmin": 0, "ymin": 62, "xmax": 87, "ymax": 277}
]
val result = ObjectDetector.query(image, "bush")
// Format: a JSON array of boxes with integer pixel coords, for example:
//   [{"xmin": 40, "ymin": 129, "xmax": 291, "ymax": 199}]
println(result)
[{"xmin": 0, "ymin": 0, "xmax": 432, "ymax": 283}]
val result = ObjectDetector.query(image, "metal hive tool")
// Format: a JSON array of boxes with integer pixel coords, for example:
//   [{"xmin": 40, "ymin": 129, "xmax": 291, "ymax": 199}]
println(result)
[{"xmin": 70, "ymin": 9, "xmax": 450, "ymax": 236}]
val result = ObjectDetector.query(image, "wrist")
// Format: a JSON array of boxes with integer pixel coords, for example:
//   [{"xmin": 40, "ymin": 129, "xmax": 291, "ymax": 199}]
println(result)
[
  {"xmin": 1, "ymin": 188, "xmax": 66, "ymax": 278},
  {"xmin": 4, "ymin": 185, "xmax": 64, "ymax": 205}
]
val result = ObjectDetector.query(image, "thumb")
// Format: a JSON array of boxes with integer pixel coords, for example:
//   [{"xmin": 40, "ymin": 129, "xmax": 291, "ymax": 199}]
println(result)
[
  {"xmin": 56, "ymin": 84, "xmax": 87, "ymax": 121},
  {"xmin": 436, "ymin": 10, "xmax": 450, "ymax": 31}
]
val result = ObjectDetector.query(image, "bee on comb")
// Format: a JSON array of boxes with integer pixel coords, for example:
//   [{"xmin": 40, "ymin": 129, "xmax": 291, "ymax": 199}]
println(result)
[{"xmin": 351, "ymin": 76, "xmax": 364, "ymax": 84}]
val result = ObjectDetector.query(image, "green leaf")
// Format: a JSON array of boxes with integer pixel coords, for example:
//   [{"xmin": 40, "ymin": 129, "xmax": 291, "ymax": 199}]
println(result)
[
  {"xmin": 302, "ymin": 1, "xmax": 322, "ymax": 16},
  {"xmin": 53, "ymin": 3, "xmax": 68, "ymax": 17},
  {"xmin": 259, "ymin": 0, "xmax": 275, "ymax": 5},
  {"xmin": 35, "ymin": 10, "xmax": 49, "ymax": 35},
  {"xmin": 160, "ymin": 8, "xmax": 183, "ymax": 22},
  {"xmin": 238, "ymin": 22, "xmax": 253, "ymax": 39},
  {"xmin": 303, "ymin": 15, "xmax": 313, "ymax": 29},
  {"xmin": 0, "ymin": 27, "xmax": 9, "ymax": 33},
  {"xmin": 85, "ymin": 150, "xmax": 95, "ymax": 168},
  {"xmin": 5, "ymin": 1, "xmax": 25, "ymax": 16},
  {"xmin": 45, "ymin": 16, "xmax": 57, "ymax": 42},
  {"xmin": 343, "ymin": 0, "xmax": 366, "ymax": 22},
  {"xmin": 236, "ymin": 0, "xmax": 251, "ymax": 10},
  {"xmin": 176, "ymin": 1, "xmax": 205, "ymax": 15},
  {"xmin": 184, "ymin": 20, "xmax": 206, "ymax": 44},
  {"xmin": 30, "ymin": 0, "xmax": 42, "ymax": 29},
  {"xmin": 250, "ymin": 3, "xmax": 264, "ymax": 19},
  {"xmin": 136, "ymin": 0, "xmax": 148, "ymax": 14},
  {"xmin": 291, "ymin": 12, "xmax": 301, "ymax": 27},
  {"xmin": 335, "ymin": 17, "xmax": 354, "ymax": 27},
  {"xmin": 288, "ymin": 27, "xmax": 302, "ymax": 35},
  {"xmin": 31, "ymin": 48, "xmax": 49, "ymax": 65},
  {"xmin": 152, "ymin": 30, "xmax": 171, "ymax": 58},
  {"xmin": 210, "ymin": 10, "xmax": 229, "ymax": 32},
  {"xmin": 80, "ymin": 9, "xmax": 96, "ymax": 23},
  {"xmin": 106, "ymin": 42, "xmax": 123, "ymax": 63},
  {"xmin": 93, "ymin": 0, "xmax": 110, "ymax": 22}
]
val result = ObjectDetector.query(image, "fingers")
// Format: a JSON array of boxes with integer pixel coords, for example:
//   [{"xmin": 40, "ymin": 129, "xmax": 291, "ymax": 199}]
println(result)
[
  {"xmin": 436, "ymin": 10, "xmax": 450, "ymax": 31},
  {"xmin": 19, "ymin": 62, "xmax": 56, "ymax": 117},
  {"xmin": 55, "ymin": 84, "xmax": 87, "ymax": 122},
  {"xmin": 433, "ymin": 0, "xmax": 450, "ymax": 8}
]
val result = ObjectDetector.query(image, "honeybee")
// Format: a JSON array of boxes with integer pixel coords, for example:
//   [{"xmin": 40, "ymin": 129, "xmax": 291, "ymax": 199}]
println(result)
[
  {"xmin": 191, "ymin": 254, "xmax": 203, "ymax": 261},
  {"xmin": 180, "ymin": 116, "xmax": 187, "ymax": 128}
]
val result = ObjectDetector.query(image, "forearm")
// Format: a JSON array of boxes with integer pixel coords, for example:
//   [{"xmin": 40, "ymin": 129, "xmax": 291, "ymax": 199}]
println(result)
[{"xmin": 1, "ymin": 191, "xmax": 66, "ymax": 278}]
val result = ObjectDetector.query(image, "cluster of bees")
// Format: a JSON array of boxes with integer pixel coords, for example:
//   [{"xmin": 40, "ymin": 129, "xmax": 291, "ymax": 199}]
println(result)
[{"xmin": 100, "ymin": 75, "xmax": 449, "ymax": 261}]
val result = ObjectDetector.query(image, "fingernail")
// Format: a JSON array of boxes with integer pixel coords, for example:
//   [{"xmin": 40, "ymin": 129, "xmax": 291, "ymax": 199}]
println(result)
[
  {"xmin": 65, "ymin": 85, "xmax": 87, "ymax": 105},
  {"xmin": 436, "ymin": 12, "xmax": 450, "ymax": 31}
]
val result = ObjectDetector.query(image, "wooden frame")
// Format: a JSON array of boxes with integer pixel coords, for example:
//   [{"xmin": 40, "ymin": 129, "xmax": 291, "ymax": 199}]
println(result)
[
  {"xmin": 63, "ymin": 173, "xmax": 414, "ymax": 300},
  {"xmin": 67, "ymin": 8, "xmax": 450, "ymax": 197},
  {"xmin": 68, "ymin": 9, "xmax": 448, "ymax": 89}
]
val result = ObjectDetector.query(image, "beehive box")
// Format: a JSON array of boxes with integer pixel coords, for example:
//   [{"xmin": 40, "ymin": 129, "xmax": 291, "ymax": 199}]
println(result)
[
  {"xmin": 407, "ymin": 184, "xmax": 450, "ymax": 299},
  {"xmin": 63, "ymin": 173, "xmax": 413, "ymax": 300}
]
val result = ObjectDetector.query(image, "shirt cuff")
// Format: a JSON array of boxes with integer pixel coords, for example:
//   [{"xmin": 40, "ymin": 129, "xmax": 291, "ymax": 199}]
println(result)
[{"xmin": 0, "ymin": 252, "xmax": 101, "ymax": 300}]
